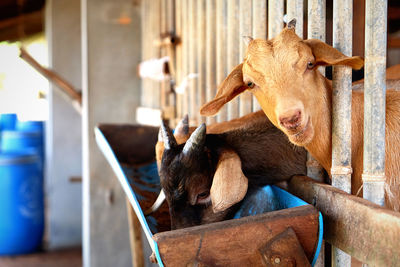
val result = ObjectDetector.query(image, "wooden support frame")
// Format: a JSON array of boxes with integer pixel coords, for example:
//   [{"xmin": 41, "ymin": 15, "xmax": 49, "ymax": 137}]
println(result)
[
  {"xmin": 154, "ymin": 205, "xmax": 319, "ymax": 266},
  {"xmin": 288, "ymin": 175, "xmax": 400, "ymax": 266}
]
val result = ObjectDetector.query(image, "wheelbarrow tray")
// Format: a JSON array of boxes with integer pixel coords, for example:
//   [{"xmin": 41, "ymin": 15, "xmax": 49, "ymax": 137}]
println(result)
[{"xmin": 95, "ymin": 124, "xmax": 323, "ymax": 267}]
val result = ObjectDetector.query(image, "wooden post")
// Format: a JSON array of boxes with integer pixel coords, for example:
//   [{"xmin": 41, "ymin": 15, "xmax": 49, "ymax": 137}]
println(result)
[
  {"xmin": 197, "ymin": 0, "xmax": 207, "ymax": 124},
  {"xmin": 251, "ymin": 0, "xmax": 267, "ymax": 112},
  {"xmin": 239, "ymin": 0, "xmax": 252, "ymax": 117},
  {"xmin": 182, "ymin": 0, "xmax": 189, "ymax": 118},
  {"xmin": 267, "ymin": 0, "xmax": 284, "ymax": 39},
  {"xmin": 188, "ymin": 0, "xmax": 198, "ymax": 124},
  {"xmin": 363, "ymin": 0, "xmax": 387, "ymax": 207},
  {"xmin": 175, "ymin": 0, "xmax": 183, "ymax": 120},
  {"xmin": 126, "ymin": 198, "xmax": 144, "ymax": 267},
  {"xmin": 331, "ymin": 1, "xmax": 354, "ymax": 266},
  {"xmin": 150, "ymin": 0, "xmax": 162, "ymax": 109},
  {"xmin": 287, "ymin": 0, "xmax": 304, "ymax": 39},
  {"xmin": 206, "ymin": 0, "xmax": 217, "ymax": 124},
  {"xmin": 216, "ymin": 0, "xmax": 228, "ymax": 122},
  {"xmin": 227, "ymin": 0, "xmax": 240, "ymax": 120}
]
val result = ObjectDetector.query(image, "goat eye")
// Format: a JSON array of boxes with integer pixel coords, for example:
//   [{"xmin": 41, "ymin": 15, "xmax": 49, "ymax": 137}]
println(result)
[
  {"xmin": 196, "ymin": 191, "xmax": 210, "ymax": 204},
  {"xmin": 307, "ymin": 61, "xmax": 314, "ymax": 70},
  {"xmin": 247, "ymin": 81, "xmax": 255, "ymax": 88}
]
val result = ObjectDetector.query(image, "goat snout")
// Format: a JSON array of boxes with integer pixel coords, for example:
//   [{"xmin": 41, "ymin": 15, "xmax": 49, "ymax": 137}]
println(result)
[{"xmin": 279, "ymin": 110, "xmax": 302, "ymax": 130}]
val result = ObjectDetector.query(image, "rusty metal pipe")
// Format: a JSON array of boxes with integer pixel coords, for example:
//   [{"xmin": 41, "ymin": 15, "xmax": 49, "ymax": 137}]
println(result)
[{"xmin": 363, "ymin": 0, "xmax": 387, "ymax": 207}]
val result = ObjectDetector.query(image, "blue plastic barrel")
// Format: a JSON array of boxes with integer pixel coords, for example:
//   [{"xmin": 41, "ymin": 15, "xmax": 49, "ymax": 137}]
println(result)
[
  {"xmin": 0, "ymin": 114, "xmax": 17, "ymax": 131},
  {"xmin": 0, "ymin": 151, "xmax": 44, "ymax": 255},
  {"xmin": 16, "ymin": 120, "xmax": 44, "ymax": 133},
  {"xmin": 1, "ymin": 131, "xmax": 44, "ymax": 165}
]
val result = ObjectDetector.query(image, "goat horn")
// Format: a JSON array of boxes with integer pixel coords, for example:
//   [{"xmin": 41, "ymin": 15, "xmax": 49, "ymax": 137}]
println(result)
[
  {"xmin": 182, "ymin": 123, "xmax": 206, "ymax": 156},
  {"xmin": 160, "ymin": 120, "xmax": 177, "ymax": 149},
  {"xmin": 242, "ymin": 36, "xmax": 253, "ymax": 46},
  {"xmin": 287, "ymin": 18, "xmax": 296, "ymax": 30},
  {"xmin": 174, "ymin": 114, "xmax": 189, "ymax": 136}
]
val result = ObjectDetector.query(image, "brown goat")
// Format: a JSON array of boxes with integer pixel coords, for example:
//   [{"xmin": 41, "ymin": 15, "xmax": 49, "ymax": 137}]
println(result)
[{"xmin": 201, "ymin": 22, "xmax": 400, "ymax": 211}]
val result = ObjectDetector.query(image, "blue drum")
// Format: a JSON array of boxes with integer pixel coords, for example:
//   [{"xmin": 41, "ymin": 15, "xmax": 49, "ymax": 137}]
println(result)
[{"xmin": 0, "ymin": 151, "xmax": 44, "ymax": 255}]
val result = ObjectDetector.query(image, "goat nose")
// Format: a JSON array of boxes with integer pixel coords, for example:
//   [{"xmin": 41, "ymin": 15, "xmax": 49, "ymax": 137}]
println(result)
[{"xmin": 279, "ymin": 110, "xmax": 302, "ymax": 130}]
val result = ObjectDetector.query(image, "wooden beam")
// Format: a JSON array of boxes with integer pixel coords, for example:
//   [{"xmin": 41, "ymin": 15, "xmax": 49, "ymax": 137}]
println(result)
[
  {"xmin": 287, "ymin": 175, "xmax": 400, "ymax": 266},
  {"xmin": 126, "ymin": 198, "xmax": 144, "ymax": 267},
  {"xmin": 154, "ymin": 205, "xmax": 319, "ymax": 266},
  {"xmin": 19, "ymin": 47, "xmax": 82, "ymax": 106},
  {"xmin": 0, "ymin": 9, "xmax": 43, "ymax": 42}
]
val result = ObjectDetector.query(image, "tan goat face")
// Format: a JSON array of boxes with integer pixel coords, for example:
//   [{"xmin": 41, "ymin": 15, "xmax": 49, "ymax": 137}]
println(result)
[{"xmin": 200, "ymin": 23, "xmax": 363, "ymax": 146}]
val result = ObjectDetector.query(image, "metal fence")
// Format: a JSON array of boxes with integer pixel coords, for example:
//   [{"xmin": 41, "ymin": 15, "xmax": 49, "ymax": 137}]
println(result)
[{"xmin": 140, "ymin": 1, "xmax": 389, "ymax": 266}]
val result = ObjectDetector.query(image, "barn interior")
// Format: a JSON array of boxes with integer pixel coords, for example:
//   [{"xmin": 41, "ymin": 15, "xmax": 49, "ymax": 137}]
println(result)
[{"xmin": 0, "ymin": 0, "xmax": 400, "ymax": 266}]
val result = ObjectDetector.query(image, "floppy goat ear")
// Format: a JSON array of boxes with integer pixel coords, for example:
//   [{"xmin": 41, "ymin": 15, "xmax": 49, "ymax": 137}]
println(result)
[
  {"xmin": 210, "ymin": 150, "xmax": 248, "ymax": 213},
  {"xmin": 200, "ymin": 63, "xmax": 247, "ymax": 116},
  {"xmin": 304, "ymin": 39, "xmax": 364, "ymax": 69}
]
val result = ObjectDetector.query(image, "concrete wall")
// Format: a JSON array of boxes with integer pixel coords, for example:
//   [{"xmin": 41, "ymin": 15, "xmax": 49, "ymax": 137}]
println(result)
[
  {"xmin": 45, "ymin": 0, "xmax": 83, "ymax": 249},
  {"xmin": 81, "ymin": 0, "xmax": 142, "ymax": 266}
]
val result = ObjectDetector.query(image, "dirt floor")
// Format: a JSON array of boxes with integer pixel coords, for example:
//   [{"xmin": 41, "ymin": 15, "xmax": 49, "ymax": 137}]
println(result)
[{"xmin": 0, "ymin": 247, "xmax": 81, "ymax": 267}]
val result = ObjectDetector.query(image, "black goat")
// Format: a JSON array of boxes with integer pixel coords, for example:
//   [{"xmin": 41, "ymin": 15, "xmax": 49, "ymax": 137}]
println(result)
[{"xmin": 158, "ymin": 111, "xmax": 307, "ymax": 229}]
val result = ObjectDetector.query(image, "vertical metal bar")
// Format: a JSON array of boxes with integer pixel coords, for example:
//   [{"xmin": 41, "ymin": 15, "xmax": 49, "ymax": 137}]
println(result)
[
  {"xmin": 331, "ymin": 0, "xmax": 353, "ymax": 266},
  {"xmin": 286, "ymin": 0, "xmax": 304, "ymax": 39},
  {"xmin": 239, "ymin": 0, "xmax": 253, "ymax": 117},
  {"xmin": 175, "ymin": 0, "xmax": 183, "ymax": 120},
  {"xmin": 307, "ymin": 1, "xmax": 327, "ymax": 266},
  {"xmin": 188, "ymin": 0, "xmax": 197, "ymax": 123},
  {"xmin": 206, "ymin": 0, "xmax": 217, "ymax": 124},
  {"xmin": 252, "ymin": 0, "xmax": 267, "ymax": 112},
  {"xmin": 197, "ymin": 0, "xmax": 207, "ymax": 124},
  {"xmin": 363, "ymin": 0, "xmax": 387, "ymax": 206},
  {"xmin": 227, "ymin": 0, "xmax": 240, "ymax": 120},
  {"xmin": 216, "ymin": 0, "xmax": 228, "ymax": 122},
  {"xmin": 182, "ymin": 0, "xmax": 189, "ymax": 117},
  {"xmin": 267, "ymin": 0, "xmax": 283, "ymax": 39}
]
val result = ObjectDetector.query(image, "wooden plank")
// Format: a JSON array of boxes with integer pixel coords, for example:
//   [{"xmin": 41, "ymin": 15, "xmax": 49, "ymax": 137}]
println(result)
[
  {"xmin": 239, "ymin": 0, "xmax": 253, "ymax": 117},
  {"xmin": 197, "ymin": 0, "xmax": 207, "ymax": 124},
  {"xmin": 0, "ymin": 9, "xmax": 43, "ymax": 42},
  {"xmin": 260, "ymin": 228, "xmax": 311, "ymax": 267},
  {"xmin": 216, "ymin": 0, "xmax": 228, "ymax": 122},
  {"xmin": 154, "ymin": 205, "xmax": 319, "ymax": 266},
  {"xmin": 227, "ymin": 0, "xmax": 240, "ymax": 120},
  {"xmin": 175, "ymin": 0, "xmax": 183, "ymax": 120},
  {"xmin": 287, "ymin": 175, "xmax": 400, "ymax": 266},
  {"xmin": 150, "ymin": 0, "xmax": 161, "ymax": 109},
  {"xmin": 141, "ymin": 0, "xmax": 151, "ymax": 108},
  {"xmin": 267, "ymin": 0, "xmax": 284, "ymax": 38},
  {"xmin": 188, "ymin": 0, "xmax": 198, "ymax": 124},
  {"xmin": 251, "ymin": 0, "xmax": 266, "ymax": 112},
  {"xmin": 181, "ymin": 0, "xmax": 189, "ymax": 117},
  {"xmin": 126, "ymin": 198, "xmax": 144, "ymax": 267},
  {"xmin": 205, "ymin": 0, "xmax": 217, "ymax": 125}
]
